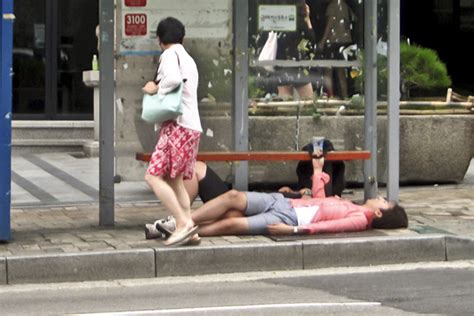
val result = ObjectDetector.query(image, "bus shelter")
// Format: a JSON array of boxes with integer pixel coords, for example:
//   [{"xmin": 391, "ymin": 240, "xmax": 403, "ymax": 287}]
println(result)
[{"xmin": 96, "ymin": 0, "xmax": 401, "ymax": 226}]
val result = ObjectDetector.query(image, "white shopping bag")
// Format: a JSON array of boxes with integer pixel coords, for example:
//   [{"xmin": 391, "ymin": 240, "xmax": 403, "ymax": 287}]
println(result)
[{"xmin": 258, "ymin": 31, "xmax": 278, "ymax": 72}]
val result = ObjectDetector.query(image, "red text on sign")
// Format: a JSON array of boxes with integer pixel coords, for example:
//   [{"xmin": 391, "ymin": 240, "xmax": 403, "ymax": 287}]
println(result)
[{"xmin": 124, "ymin": 14, "xmax": 147, "ymax": 36}]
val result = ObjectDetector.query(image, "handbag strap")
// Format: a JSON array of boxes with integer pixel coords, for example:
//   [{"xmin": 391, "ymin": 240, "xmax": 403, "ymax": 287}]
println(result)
[{"xmin": 154, "ymin": 50, "xmax": 185, "ymax": 84}]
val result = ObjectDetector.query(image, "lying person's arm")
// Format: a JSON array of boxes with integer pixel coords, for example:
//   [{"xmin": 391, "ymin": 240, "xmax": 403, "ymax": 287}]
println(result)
[
  {"xmin": 267, "ymin": 214, "xmax": 369, "ymax": 235},
  {"xmin": 278, "ymin": 186, "xmax": 313, "ymax": 199},
  {"xmin": 301, "ymin": 214, "xmax": 369, "ymax": 234},
  {"xmin": 311, "ymin": 157, "xmax": 330, "ymax": 198}
]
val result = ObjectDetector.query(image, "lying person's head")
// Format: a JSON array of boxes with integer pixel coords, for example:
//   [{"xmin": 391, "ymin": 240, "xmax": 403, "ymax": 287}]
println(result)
[{"xmin": 364, "ymin": 196, "xmax": 408, "ymax": 229}]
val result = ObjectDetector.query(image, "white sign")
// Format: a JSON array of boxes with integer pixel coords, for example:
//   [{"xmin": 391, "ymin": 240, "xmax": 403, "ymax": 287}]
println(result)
[
  {"xmin": 119, "ymin": 0, "xmax": 231, "ymax": 55},
  {"xmin": 258, "ymin": 5, "xmax": 297, "ymax": 32}
]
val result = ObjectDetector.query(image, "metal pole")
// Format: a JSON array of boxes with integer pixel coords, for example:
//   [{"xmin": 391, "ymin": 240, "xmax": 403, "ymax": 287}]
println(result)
[
  {"xmin": 99, "ymin": 0, "xmax": 115, "ymax": 226},
  {"xmin": 232, "ymin": 0, "xmax": 249, "ymax": 190},
  {"xmin": 363, "ymin": 0, "xmax": 378, "ymax": 200},
  {"xmin": 387, "ymin": 0, "xmax": 400, "ymax": 201},
  {"xmin": 0, "ymin": 0, "xmax": 13, "ymax": 242}
]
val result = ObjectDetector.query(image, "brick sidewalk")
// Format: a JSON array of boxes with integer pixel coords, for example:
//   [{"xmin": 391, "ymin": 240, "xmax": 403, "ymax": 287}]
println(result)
[
  {"xmin": 2, "ymin": 184, "xmax": 473, "ymax": 257},
  {"xmin": 1, "ymin": 201, "xmax": 274, "ymax": 257},
  {"xmin": 1, "ymin": 184, "xmax": 473, "ymax": 285}
]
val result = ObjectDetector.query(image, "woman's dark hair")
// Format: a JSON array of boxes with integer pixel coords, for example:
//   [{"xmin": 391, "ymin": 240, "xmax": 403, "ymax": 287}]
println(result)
[
  {"xmin": 156, "ymin": 17, "xmax": 185, "ymax": 45},
  {"xmin": 371, "ymin": 203, "xmax": 408, "ymax": 229}
]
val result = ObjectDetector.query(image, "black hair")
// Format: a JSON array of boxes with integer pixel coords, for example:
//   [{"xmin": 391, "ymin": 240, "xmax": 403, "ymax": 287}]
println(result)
[
  {"xmin": 371, "ymin": 203, "xmax": 408, "ymax": 229},
  {"xmin": 156, "ymin": 17, "xmax": 185, "ymax": 45}
]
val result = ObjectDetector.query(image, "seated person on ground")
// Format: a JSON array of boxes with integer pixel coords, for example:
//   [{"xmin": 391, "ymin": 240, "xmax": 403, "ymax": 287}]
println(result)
[
  {"xmin": 279, "ymin": 139, "xmax": 345, "ymax": 198},
  {"xmin": 183, "ymin": 139, "xmax": 345, "ymax": 205},
  {"xmin": 149, "ymin": 148, "xmax": 408, "ymax": 241}
]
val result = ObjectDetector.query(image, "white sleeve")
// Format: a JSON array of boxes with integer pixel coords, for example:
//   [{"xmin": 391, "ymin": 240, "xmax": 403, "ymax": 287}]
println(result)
[{"xmin": 157, "ymin": 52, "xmax": 182, "ymax": 95}]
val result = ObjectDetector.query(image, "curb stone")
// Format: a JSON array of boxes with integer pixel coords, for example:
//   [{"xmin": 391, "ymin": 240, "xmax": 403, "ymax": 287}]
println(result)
[
  {"xmin": 7, "ymin": 249, "xmax": 155, "ymax": 285},
  {"xmin": 0, "ymin": 257, "xmax": 6, "ymax": 285},
  {"xmin": 155, "ymin": 242, "xmax": 303, "ymax": 276},
  {"xmin": 302, "ymin": 235, "xmax": 447, "ymax": 269},
  {"xmin": 445, "ymin": 236, "xmax": 474, "ymax": 261},
  {"xmin": 2, "ymin": 235, "xmax": 474, "ymax": 285}
]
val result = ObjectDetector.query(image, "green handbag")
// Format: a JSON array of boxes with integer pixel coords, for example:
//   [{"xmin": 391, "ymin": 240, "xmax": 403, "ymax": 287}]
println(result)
[{"xmin": 141, "ymin": 81, "xmax": 183, "ymax": 124}]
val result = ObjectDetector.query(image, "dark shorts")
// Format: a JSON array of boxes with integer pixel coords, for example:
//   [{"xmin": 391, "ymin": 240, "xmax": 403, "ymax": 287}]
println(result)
[
  {"xmin": 245, "ymin": 192, "xmax": 298, "ymax": 234},
  {"xmin": 271, "ymin": 68, "xmax": 312, "ymax": 87},
  {"xmin": 198, "ymin": 165, "xmax": 230, "ymax": 203}
]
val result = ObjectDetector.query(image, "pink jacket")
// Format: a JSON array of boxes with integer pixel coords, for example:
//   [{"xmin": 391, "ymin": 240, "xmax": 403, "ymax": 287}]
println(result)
[{"xmin": 290, "ymin": 172, "xmax": 374, "ymax": 234}]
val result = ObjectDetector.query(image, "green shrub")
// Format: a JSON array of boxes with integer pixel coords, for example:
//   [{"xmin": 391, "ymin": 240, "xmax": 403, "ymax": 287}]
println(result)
[
  {"xmin": 400, "ymin": 43, "xmax": 451, "ymax": 94},
  {"xmin": 354, "ymin": 42, "xmax": 451, "ymax": 99}
]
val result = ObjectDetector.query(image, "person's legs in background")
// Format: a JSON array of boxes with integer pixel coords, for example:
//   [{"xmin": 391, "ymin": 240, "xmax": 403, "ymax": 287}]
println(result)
[
  {"xmin": 335, "ymin": 68, "xmax": 348, "ymax": 99},
  {"xmin": 277, "ymin": 85, "xmax": 294, "ymax": 98},
  {"xmin": 295, "ymin": 82, "xmax": 313, "ymax": 99}
]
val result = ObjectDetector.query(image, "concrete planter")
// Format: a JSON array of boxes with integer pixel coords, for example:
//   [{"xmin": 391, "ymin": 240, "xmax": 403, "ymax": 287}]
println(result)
[{"xmin": 131, "ymin": 115, "xmax": 473, "ymax": 184}]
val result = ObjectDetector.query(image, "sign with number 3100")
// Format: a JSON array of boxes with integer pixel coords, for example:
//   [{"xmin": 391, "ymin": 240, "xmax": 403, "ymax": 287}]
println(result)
[{"xmin": 124, "ymin": 13, "xmax": 147, "ymax": 36}]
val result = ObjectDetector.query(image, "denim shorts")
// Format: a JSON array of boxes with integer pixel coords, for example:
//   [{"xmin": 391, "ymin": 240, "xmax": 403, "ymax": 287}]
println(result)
[{"xmin": 244, "ymin": 192, "xmax": 298, "ymax": 234}]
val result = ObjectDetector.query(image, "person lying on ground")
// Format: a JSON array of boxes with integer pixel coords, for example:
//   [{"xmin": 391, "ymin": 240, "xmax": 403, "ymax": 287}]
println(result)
[
  {"xmin": 145, "ymin": 160, "xmax": 293, "ymax": 240},
  {"xmin": 150, "ymin": 151, "xmax": 408, "ymax": 243},
  {"xmin": 147, "ymin": 141, "xmax": 343, "ymax": 240}
]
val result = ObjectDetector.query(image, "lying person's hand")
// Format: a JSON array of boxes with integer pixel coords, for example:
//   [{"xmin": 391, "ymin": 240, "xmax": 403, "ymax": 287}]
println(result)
[
  {"xmin": 312, "ymin": 156, "xmax": 324, "ymax": 171},
  {"xmin": 278, "ymin": 186, "xmax": 293, "ymax": 193},
  {"xmin": 142, "ymin": 81, "xmax": 158, "ymax": 95},
  {"xmin": 267, "ymin": 223, "xmax": 294, "ymax": 235},
  {"xmin": 299, "ymin": 188, "xmax": 312, "ymax": 199}
]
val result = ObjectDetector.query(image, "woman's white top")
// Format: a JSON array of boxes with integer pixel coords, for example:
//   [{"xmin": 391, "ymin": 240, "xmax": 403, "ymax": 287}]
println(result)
[
  {"xmin": 156, "ymin": 44, "xmax": 202, "ymax": 132},
  {"xmin": 294, "ymin": 205, "xmax": 320, "ymax": 226}
]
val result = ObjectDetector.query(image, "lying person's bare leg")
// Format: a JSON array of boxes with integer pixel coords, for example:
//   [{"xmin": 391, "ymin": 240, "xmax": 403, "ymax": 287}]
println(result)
[
  {"xmin": 192, "ymin": 190, "xmax": 247, "ymax": 224},
  {"xmin": 190, "ymin": 190, "xmax": 249, "ymax": 236},
  {"xmin": 198, "ymin": 217, "xmax": 250, "ymax": 236}
]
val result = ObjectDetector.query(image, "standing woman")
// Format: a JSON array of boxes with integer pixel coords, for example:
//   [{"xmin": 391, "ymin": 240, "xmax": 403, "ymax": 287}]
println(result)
[{"xmin": 142, "ymin": 17, "xmax": 201, "ymax": 246}]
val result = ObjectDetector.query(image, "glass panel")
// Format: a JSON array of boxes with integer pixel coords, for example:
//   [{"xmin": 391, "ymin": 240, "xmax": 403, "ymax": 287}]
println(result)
[
  {"xmin": 13, "ymin": 0, "xmax": 47, "ymax": 115},
  {"xmin": 249, "ymin": 0, "xmax": 364, "ymax": 103},
  {"xmin": 57, "ymin": 0, "xmax": 97, "ymax": 115}
]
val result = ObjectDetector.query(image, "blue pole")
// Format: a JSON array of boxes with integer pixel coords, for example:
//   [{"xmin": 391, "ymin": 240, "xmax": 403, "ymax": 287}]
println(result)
[{"xmin": 0, "ymin": 0, "xmax": 13, "ymax": 242}]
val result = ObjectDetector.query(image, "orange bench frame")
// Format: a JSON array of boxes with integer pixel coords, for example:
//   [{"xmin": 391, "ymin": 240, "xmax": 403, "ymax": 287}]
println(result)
[{"xmin": 136, "ymin": 151, "xmax": 371, "ymax": 162}]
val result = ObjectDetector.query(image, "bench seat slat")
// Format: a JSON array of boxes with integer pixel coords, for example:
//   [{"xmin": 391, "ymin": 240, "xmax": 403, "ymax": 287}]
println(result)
[{"xmin": 136, "ymin": 151, "xmax": 370, "ymax": 162}]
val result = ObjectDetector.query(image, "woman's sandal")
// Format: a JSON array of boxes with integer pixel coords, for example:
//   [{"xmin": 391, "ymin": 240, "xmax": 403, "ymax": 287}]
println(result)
[
  {"xmin": 185, "ymin": 234, "xmax": 201, "ymax": 246},
  {"xmin": 163, "ymin": 225, "xmax": 199, "ymax": 247}
]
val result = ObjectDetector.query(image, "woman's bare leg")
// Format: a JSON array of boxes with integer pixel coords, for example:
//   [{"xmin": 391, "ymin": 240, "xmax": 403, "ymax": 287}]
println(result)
[
  {"xmin": 183, "ymin": 161, "xmax": 207, "ymax": 205},
  {"xmin": 145, "ymin": 174, "xmax": 193, "ymax": 231},
  {"xmin": 168, "ymin": 175, "xmax": 192, "ymax": 219},
  {"xmin": 183, "ymin": 174, "xmax": 199, "ymax": 204}
]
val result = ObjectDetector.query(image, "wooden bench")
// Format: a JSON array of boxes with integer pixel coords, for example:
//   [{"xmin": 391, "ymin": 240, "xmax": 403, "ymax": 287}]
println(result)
[
  {"xmin": 136, "ymin": 150, "xmax": 370, "ymax": 195},
  {"xmin": 136, "ymin": 150, "xmax": 371, "ymax": 162}
]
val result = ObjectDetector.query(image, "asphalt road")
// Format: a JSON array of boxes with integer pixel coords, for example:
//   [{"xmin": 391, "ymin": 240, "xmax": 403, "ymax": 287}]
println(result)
[{"xmin": 0, "ymin": 261, "xmax": 473, "ymax": 315}]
